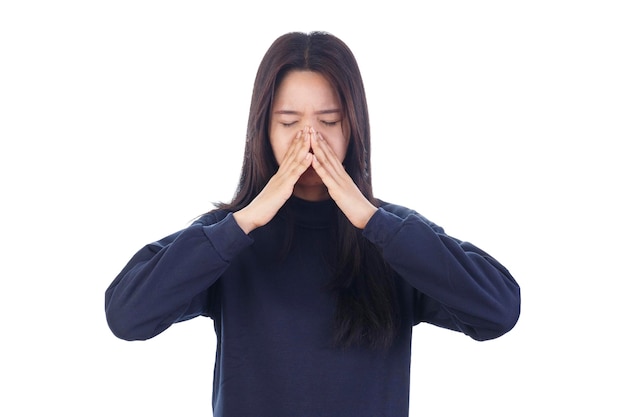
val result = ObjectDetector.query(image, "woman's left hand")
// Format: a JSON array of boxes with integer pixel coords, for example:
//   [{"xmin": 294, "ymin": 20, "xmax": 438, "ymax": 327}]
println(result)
[{"xmin": 311, "ymin": 129, "xmax": 377, "ymax": 229}]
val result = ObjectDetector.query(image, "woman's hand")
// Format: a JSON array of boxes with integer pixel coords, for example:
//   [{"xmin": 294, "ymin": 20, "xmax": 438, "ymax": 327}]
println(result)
[
  {"xmin": 233, "ymin": 131, "xmax": 312, "ymax": 234},
  {"xmin": 310, "ymin": 129, "xmax": 377, "ymax": 229}
]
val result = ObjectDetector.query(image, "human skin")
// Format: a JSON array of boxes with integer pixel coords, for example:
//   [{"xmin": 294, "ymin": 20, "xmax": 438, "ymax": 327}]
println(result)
[{"xmin": 233, "ymin": 70, "xmax": 377, "ymax": 234}]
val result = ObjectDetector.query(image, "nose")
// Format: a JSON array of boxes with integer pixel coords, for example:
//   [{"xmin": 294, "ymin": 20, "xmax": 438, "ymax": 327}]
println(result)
[
  {"xmin": 303, "ymin": 120, "xmax": 324, "ymax": 134},
  {"xmin": 302, "ymin": 124, "xmax": 315, "ymax": 135}
]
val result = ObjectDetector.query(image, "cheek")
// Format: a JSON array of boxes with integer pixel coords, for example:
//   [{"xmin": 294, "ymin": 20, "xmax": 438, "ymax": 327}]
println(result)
[
  {"xmin": 326, "ymin": 133, "xmax": 349, "ymax": 162},
  {"xmin": 269, "ymin": 131, "xmax": 289, "ymax": 165}
]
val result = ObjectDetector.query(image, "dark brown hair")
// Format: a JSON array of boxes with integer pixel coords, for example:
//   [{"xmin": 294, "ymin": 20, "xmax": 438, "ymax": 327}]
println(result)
[{"xmin": 217, "ymin": 31, "xmax": 398, "ymax": 349}]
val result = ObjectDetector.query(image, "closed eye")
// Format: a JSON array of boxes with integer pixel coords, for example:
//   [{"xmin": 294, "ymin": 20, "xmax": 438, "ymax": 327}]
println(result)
[
  {"xmin": 321, "ymin": 120, "xmax": 340, "ymax": 127},
  {"xmin": 281, "ymin": 121, "xmax": 298, "ymax": 127}
]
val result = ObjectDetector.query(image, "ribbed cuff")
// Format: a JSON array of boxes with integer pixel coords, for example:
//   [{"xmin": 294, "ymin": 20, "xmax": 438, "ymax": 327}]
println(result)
[
  {"xmin": 362, "ymin": 208, "xmax": 404, "ymax": 247},
  {"xmin": 202, "ymin": 212, "xmax": 253, "ymax": 262}
]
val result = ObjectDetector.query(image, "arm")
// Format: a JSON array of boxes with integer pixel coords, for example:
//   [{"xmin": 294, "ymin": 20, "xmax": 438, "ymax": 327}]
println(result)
[
  {"xmin": 309, "ymin": 131, "xmax": 519, "ymax": 340},
  {"xmin": 363, "ymin": 207, "xmax": 520, "ymax": 341},
  {"xmin": 106, "ymin": 129, "xmax": 314, "ymax": 340},
  {"xmin": 104, "ymin": 212, "xmax": 253, "ymax": 341}
]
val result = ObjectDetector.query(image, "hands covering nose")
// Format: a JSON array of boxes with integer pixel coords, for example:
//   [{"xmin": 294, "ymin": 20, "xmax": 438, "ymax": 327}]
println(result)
[
  {"xmin": 233, "ymin": 127, "xmax": 376, "ymax": 234},
  {"xmin": 308, "ymin": 127, "xmax": 377, "ymax": 229}
]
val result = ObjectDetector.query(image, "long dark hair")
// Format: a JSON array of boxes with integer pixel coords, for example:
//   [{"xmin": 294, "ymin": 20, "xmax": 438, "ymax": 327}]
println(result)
[{"xmin": 216, "ymin": 31, "xmax": 398, "ymax": 349}]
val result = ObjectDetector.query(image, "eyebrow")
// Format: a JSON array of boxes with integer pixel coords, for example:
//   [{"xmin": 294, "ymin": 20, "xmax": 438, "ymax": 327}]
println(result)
[{"xmin": 273, "ymin": 109, "xmax": 342, "ymax": 116}]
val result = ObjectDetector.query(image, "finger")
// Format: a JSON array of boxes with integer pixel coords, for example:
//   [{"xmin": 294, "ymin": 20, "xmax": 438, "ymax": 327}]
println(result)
[
  {"xmin": 311, "ymin": 155, "xmax": 339, "ymax": 194},
  {"xmin": 279, "ymin": 130, "xmax": 312, "ymax": 179},
  {"xmin": 277, "ymin": 131, "xmax": 308, "ymax": 169},
  {"xmin": 279, "ymin": 130, "xmax": 305, "ymax": 165},
  {"xmin": 311, "ymin": 131, "xmax": 343, "ymax": 178}
]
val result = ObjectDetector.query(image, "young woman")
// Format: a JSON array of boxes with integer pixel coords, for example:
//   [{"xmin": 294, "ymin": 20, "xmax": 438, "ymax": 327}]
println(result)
[{"xmin": 105, "ymin": 31, "xmax": 521, "ymax": 417}]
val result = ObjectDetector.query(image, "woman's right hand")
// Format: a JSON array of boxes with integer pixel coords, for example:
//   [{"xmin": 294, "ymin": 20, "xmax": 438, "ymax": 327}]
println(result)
[{"xmin": 233, "ymin": 129, "xmax": 312, "ymax": 234}]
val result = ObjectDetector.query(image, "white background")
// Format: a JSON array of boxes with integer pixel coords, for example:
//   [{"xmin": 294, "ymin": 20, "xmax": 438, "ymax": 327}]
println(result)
[{"xmin": 2, "ymin": 1, "xmax": 624, "ymax": 415}]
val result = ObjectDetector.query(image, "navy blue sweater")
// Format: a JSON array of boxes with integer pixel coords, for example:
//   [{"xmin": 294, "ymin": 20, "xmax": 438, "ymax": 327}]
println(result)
[{"xmin": 105, "ymin": 197, "xmax": 520, "ymax": 417}]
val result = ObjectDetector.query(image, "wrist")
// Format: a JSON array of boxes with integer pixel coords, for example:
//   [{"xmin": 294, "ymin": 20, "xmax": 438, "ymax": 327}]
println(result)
[
  {"xmin": 355, "ymin": 204, "xmax": 377, "ymax": 229},
  {"xmin": 233, "ymin": 208, "xmax": 256, "ymax": 235}
]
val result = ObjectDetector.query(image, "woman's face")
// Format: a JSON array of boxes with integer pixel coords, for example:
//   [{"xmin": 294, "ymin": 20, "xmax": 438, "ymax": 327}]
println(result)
[{"xmin": 269, "ymin": 70, "xmax": 350, "ymax": 190}]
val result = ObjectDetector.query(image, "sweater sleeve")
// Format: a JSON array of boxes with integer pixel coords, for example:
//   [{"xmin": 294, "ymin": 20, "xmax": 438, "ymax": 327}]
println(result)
[
  {"xmin": 363, "ymin": 207, "xmax": 520, "ymax": 341},
  {"xmin": 104, "ymin": 212, "xmax": 253, "ymax": 341}
]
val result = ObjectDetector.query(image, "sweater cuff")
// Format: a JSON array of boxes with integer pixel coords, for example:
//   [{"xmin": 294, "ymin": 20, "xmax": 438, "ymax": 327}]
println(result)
[
  {"xmin": 362, "ymin": 208, "xmax": 404, "ymax": 248},
  {"xmin": 202, "ymin": 212, "xmax": 253, "ymax": 261}
]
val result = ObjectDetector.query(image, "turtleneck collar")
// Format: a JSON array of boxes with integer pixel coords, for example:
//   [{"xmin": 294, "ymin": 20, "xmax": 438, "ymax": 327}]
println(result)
[{"xmin": 278, "ymin": 196, "xmax": 337, "ymax": 229}]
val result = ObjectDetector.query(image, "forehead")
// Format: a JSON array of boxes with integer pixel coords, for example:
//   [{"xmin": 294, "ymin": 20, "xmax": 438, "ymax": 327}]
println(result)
[{"xmin": 273, "ymin": 70, "xmax": 341, "ymax": 109}]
